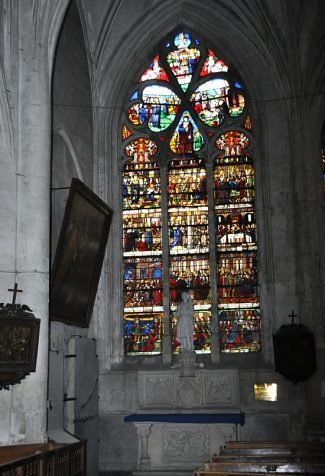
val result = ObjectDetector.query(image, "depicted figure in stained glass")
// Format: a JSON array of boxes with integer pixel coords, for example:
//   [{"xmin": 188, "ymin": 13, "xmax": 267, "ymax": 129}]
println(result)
[
  {"xmin": 176, "ymin": 291, "xmax": 194, "ymax": 352},
  {"xmin": 177, "ymin": 114, "xmax": 193, "ymax": 154}
]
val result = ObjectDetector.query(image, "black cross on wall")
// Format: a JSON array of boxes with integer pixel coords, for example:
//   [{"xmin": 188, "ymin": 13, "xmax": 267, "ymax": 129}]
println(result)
[
  {"xmin": 288, "ymin": 310, "xmax": 298, "ymax": 326},
  {"xmin": 8, "ymin": 282, "xmax": 23, "ymax": 306}
]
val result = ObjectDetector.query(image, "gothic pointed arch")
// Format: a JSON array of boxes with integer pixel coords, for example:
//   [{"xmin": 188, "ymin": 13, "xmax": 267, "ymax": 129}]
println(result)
[{"xmin": 121, "ymin": 29, "xmax": 261, "ymax": 356}]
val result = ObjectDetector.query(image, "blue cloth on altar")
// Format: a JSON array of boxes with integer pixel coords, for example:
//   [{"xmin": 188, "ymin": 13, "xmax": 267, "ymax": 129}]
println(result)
[{"xmin": 124, "ymin": 413, "xmax": 245, "ymax": 425}]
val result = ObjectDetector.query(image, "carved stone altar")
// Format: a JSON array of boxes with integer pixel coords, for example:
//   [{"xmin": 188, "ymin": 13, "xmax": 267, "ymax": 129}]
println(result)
[
  {"xmin": 123, "ymin": 369, "xmax": 241, "ymax": 475},
  {"xmin": 125, "ymin": 413, "xmax": 243, "ymax": 475}
]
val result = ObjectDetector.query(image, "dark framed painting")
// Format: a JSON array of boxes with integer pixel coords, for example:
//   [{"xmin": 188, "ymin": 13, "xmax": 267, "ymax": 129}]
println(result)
[{"xmin": 50, "ymin": 178, "xmax": 113, "ymax": 327}]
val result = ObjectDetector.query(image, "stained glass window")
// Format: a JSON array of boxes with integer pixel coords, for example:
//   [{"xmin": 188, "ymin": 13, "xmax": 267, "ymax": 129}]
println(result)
[
  {"xmin": 122, "ymin": 31, "xmax": 260, "ymax": 356},
  {"xmin": 214, "ymin": 131, "xmax": 261, "ymax": 352},
  {"xmin": 122, "ymin": 138, "xmax": 163, "ymax": 354}
]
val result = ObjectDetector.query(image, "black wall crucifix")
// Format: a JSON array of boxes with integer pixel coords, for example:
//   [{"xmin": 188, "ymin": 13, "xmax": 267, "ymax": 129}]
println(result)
[
  {"xmin": 8, "ymin": 282, "xmax": 23, "ymax": 306},
  {"xmin": 288, "ymin": 310, "xmax": 298, "ymax": 326}
]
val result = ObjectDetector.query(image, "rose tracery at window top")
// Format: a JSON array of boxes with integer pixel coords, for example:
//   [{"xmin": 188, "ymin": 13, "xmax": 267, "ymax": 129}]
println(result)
[{"xmin": 121, "ymin": 30, "xmax": 260, "ymax": 356}]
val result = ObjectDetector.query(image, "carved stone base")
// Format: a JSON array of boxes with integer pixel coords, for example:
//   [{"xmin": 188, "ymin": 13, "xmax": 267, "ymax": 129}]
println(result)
[
  {"xmin": 132, "ymin": 422, "xmax": 236, "ymax": 473},
  {"xmin": 178, "ymin": 349, "xmax": 196, "ymax": 377}
]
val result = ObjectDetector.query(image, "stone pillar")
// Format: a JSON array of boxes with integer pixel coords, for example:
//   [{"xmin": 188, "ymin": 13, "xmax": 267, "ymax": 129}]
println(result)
[
  {"xmin": 179, "ymin": 349, "xmax": 196, "ymax": 377},
  {"xmin": 0, "ymin": 2, "xmax": 54, "ymax": 445},
  {"xmin": 135, "ymin": 423, "xmax": 152, "ymax": 470}
]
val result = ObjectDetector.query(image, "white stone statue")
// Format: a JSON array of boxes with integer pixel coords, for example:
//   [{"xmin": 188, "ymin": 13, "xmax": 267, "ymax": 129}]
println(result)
[{"xmin": 176, "ymin": 291, "xmax": 194, "ymax": 352}]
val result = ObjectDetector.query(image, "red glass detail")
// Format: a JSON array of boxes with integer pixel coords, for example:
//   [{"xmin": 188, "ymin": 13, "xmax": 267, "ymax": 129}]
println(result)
[
  {"xmin": 216, "ymin": 131, "xmax": 249, "ymax": 156},
  {"xmin": 200, "ymin": 49, "xmax": 229, "ymax": 76},
  {"xmin": 125, "ymin": 137, "xmax": 158, "ymax": 158},
  {"xmin": 139, "ymin": 55, "xmax": 169, "ymax": 83}
]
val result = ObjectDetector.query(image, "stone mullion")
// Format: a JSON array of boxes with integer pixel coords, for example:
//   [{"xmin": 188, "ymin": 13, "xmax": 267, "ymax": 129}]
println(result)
[
  {"xmin": 160, "ymin": 164, "xmax": 172, "ymax": 364},
  {"xmin": 206, "ymin": 161, "xmax": 220, "ymax": 363}
]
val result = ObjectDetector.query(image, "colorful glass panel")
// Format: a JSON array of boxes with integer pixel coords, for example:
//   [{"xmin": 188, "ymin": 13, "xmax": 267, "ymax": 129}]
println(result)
[
  {"xmin": 228, "ymin": 93, "xmax": 245, "ymax": 117},
  {"xmin": 219, "ymin": 307, "xmax": 261, "ymax": 352},
  {"xmin": 214, "ymin": 163, "xmax": 255, "ymax": 205},
  {"xmin": 216, "ymin": 130, "xmax": 250, "ymax": 157},
  {"xmin": 124, "ymin": 312, "xmax": 163, "ymax": 355},
  {"xmin": 123, "ymin": 136, "xmax": 162, "ymax": 355},
  {"xmin": 125, "ymin": 137, "xmax": 157, "ymax": 157},
  {"xmin": 123, "ymin": 209, "xmax": 162, "ymax": 255},
  {"xmin": 217, "ymin": 252, "xmax": 258, "ymax": 304},
  {"xmin": 139, "ymin": 55, "xmax": 169, "ymax": 82},
  {"xmin": 123, "ymin": 139, "xmax": 160, "ymax": 210},
  {"xmin": 191, "ymin": 79, "xmax": 229, "ymax": 127},
  {"xmin": 142, "ymin": 85, "xmax": 181, "ymax": 131},
  {"xmin": 170, "ymin": 112, "xmax": 203, "ymax": 154},
  {"xmin": 128, "ymin": 103, "xmax": 145, "ymax": 125},
  {"xmin": 216, "ymin": 207, "xmax": 257, "ymax": 252},
  {"xmin": 123, "ymin": 257, "xmax": 163, "ymax": 310},
  {"xmin": 169, "ymin": 208, "xmax": 209, "ymax": 254},
  {"xmin": 128, "ymin": 87, "xmax": 181, "ymax": 131},
  {"xmin": 200, "ymin": 49, "xmax": 228, "ymax": 76},
  {"xmin": 168, "ymin": 159, "xmax": 207, "ymax": 207},
  {"xmin": 122, "ymin": 169, "xmax": 160, "ymax": 210},
  {"xmin": 167, "ymin": 32, "xmax": 201, "ymax": 92},
  {"xmin": 169, "ymin": 255, "xmax": 211, "ymax": 306},
  {"xmin": 172, "ymin": 309, "xmax": 211, "ymax": 353},
  {"xmin": 191, "ymin": 80, "xmax": 245, "ymax": 126},
  {"xmin": 168, "ymin": 151, "xmax": 211, "ymax": 354},
  {"xmin": 214, "ymin": 130, "xmax": 260, "ymax": 353}
]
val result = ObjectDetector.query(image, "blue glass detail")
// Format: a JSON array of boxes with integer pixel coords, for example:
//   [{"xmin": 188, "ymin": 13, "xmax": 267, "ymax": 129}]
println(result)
[
  {"xmin": 235, "ymin": 82, "xmax": 242, "ymax": 88},
  {"xmin": 174, "ymin": 32, "xmax": 191, "ymax": 48},
  {"xmin": 130, "ymin": 91, "xmax": 138, "ymax": 100},
  {"xmin": 124, "ymin": 321, "xmax": 133, "ymax": 336}
]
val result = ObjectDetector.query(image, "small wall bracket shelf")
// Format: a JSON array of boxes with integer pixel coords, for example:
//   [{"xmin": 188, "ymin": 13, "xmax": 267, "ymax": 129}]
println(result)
[{"xmin": 0, "ymin": 283, "xmax": 40, "ymax": 390}]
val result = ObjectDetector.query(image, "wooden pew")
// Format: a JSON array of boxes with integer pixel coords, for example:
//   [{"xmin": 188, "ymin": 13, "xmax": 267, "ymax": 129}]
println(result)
[
  {"xmin": 195, "ymin": 441, "xmax": 325, "ymax": 476},
  {"xmin": 196, "ymin": 461, "xmax": 325, "ymax": 473},
  {"xmin": 196, "ymin": 472, "xmax": 325, "ymax": 476},
  {"xmin": 0, "ymin": 442, "xmax": 63, "ymax": 464},
  {"xmin": 225, "ymin": 441, "xmax": 325, "ymax": 448},
  {"xmin": 0, "ymin": 440, "xmax": 86, "ymax": 475},
  {"xmin": 218, "ymin": 444, "xmax": 325, "ymax": 457},
  {"xmin": 212, "ymin": 454, "xmax": 325, "ymax": 463}
]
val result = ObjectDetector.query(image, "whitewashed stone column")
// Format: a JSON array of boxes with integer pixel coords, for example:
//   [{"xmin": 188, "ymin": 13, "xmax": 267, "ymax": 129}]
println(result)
[
  {"xmin": 0, "ymin": 1, "xmax": 66, "ymax": 444},
  {"xmin": 135, "ymin": 423, "xmax": 152, "ymax": 470},
  {"xmin": 12, "ymin": 4, "xmax": 52, "ymax": 443}
]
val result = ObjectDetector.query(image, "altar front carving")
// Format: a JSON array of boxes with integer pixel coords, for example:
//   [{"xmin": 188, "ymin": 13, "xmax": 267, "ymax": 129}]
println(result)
[
  {"xmin": 127, "ymin": 416, "xmax": 242, "ymax": 474},
  {"xmin": 138, "ymin": 369, "xmax": 239, "ymax": 409}
]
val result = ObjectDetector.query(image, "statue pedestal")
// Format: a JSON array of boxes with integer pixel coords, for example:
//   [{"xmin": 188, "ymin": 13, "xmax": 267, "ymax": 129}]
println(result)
[{"xmin": 179, "ymin": 349, "xmax": 196, "ymax": 377}]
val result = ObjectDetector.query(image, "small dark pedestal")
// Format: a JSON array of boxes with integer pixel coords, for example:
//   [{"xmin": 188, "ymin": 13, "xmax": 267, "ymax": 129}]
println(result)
[
  {"xmin": 273, "ymin": 322, "xmax": 317, "ymax": 384},
  {"xmin": 0, "ymin": 303, "xmax": 40, "ymax": 390}
]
